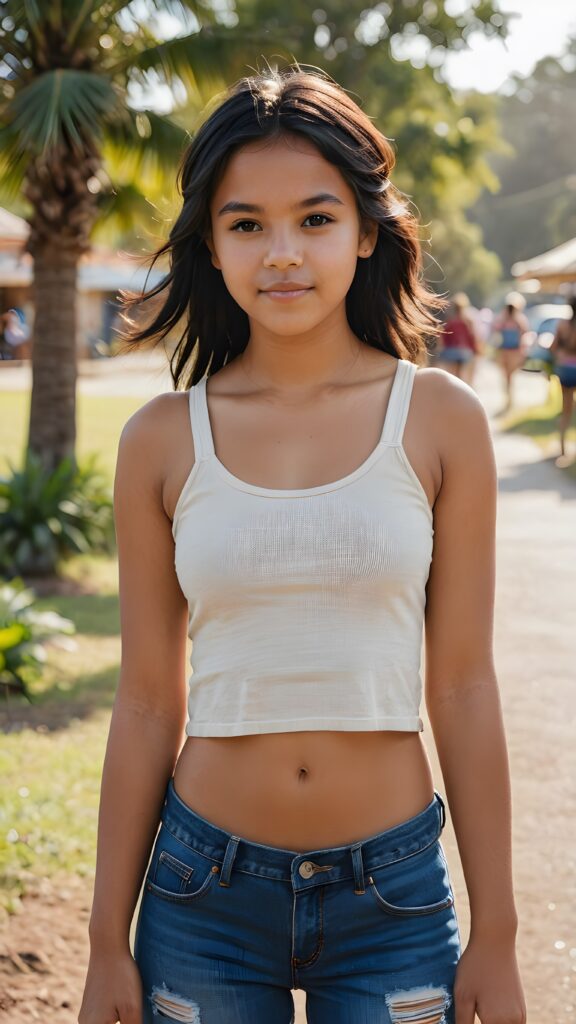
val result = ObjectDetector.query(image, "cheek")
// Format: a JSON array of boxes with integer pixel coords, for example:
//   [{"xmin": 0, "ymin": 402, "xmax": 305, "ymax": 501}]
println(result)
[
  {"xmin": 316, "ymin": 243, "xmax": 359, "ymax": 295},
  {"xmin": 314, "ymin": 225, "xmax": 361, "ymax": 271},
  {"xmin": 216, "ymin": 242, "xmax": 256, "ymax": 293}
]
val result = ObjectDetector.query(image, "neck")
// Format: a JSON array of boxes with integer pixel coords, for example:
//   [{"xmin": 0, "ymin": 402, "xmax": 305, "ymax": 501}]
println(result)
[{"xmin": 236, "ymin": 330, "xmax": 370, "ymax": 397}]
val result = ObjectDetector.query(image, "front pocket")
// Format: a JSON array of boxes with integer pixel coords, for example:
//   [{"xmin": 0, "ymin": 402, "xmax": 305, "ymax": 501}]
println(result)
[
  {"xmin": 367, "ymin": 839, "xmax": 454, "ymax": 918},
  {"xmin": 368, "ymin": 880, "xmax": 453, "ymax": 917},
  {"xmin": 144, "ymin": 826, "xmax": 220, "ymax": 903}
]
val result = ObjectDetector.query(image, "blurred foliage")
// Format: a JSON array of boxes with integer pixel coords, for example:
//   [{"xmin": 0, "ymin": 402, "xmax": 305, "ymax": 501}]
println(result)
[
  {"xmin": 470, "ymin": 36, "xmax": 576, "ymax": 276},
  {"xmin": 0, "ymin": 578, "xmax": 76, "ymax": 702},
  {"xmin": 0, "ymin": 452, "xmax": 115, "ymax": 577}
]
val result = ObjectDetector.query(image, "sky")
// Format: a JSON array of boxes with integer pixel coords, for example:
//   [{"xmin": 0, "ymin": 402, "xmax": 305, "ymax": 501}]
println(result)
[{"xmin": 442, "ymin": 0, "xmax": 576, "ymax": 94}]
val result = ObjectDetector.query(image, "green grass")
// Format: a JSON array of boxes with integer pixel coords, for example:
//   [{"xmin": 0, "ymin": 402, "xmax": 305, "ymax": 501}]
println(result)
[
  {"xmin": 0, "ymin": 391, "xmax": 145, "ymax": 481},
  {"xmin": 0, "ymin": 390, "xmax": 144, "ymax": 912},
  {"xmin": 0, "ymin": 710, "xmax": 108, "ymax": 912},
  {"xmin": 0, "ymin": 552, "xmax": 122, "ymax": 912}
]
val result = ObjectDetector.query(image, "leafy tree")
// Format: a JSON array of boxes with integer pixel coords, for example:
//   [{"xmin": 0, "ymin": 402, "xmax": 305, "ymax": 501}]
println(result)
[
  {"xmin": 0, "ymin": 0, "xmax": 271, "ymax": 471},
  {"xmin": 470, "ymin": 36, "xmax": 576, "ymax": 277}
]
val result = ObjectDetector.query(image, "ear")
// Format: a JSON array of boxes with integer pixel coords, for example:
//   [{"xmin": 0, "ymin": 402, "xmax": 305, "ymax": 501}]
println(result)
[
  {"xmin": 204, "ymin": 234, "xmax": 222, "ymax": 270},
  {"xmin": 357, "ymin": 220, "xmax": 378, "ymax": 259}
]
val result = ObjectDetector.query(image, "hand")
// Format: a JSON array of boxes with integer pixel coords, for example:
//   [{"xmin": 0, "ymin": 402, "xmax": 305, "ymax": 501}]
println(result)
[
  {"xmin": 453, "ymin": 937, "xmax": 527, "ymax": 1024},
  {"xmin": 78, "ymin": 948, "xmax": 143, "ymax": 1024}
]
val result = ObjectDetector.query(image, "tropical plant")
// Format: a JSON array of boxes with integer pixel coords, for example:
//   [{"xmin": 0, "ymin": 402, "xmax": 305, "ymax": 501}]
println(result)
[
  {"xmin": 0, "ymin": 451, "xmax": 115, "ymax": 577},
  {"xmin": 0, "ymin": 0, "xmax": 285, "ymax": 472},
  {"xmin": 0, "ymin": 577, "xmax": 76, "ymax": 702}
]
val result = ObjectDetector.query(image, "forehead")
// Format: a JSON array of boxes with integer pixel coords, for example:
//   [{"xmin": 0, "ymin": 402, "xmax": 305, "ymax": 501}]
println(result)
[{"xmin": 210, "ymin": 134, "xmax": 353, "ymax": 208}]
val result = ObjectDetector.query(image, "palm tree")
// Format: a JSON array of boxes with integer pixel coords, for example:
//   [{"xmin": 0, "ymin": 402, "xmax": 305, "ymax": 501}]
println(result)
[{"xmin": 0, "ymin": 0, "xmax": 275, "ymax": 472}]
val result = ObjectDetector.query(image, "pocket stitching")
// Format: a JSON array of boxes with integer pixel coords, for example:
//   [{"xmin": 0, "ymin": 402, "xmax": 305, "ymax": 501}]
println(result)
[
  {"xmin": 145, "ymin": 868, "xmax": 217, "ymax": 903},
  {"xmin": 158, "ymin": 850, "xmax": 195, "ymax": 882},
  {"xmin": 367, "ymin": 837, "xmax": 454, "ymax": 917},
  {"xmin": 368, "ymin": 880, "xmax": 454, "ymax": 917},
  {"xmin": 145, "ymin": 825, "xmax": 218, "ymax": 902}
]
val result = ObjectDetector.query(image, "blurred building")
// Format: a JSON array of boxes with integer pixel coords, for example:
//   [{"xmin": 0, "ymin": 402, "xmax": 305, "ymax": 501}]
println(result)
[
  {"xmin": 512, "ymin": 237, "xmax": 576, "ymax": 294},
  {"xmin": 0, "ymin": 206, "xmax": 164, "ymax": 358}
]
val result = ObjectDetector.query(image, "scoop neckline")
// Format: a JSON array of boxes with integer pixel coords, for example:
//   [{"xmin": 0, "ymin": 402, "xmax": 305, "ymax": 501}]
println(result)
[
  {"xmin": 211, "ymin": 439, "xmax": 389, "ymax": 497},
  {"xmin": 200, "ymin": 360, "xmax": 407, "ymax": 498}
]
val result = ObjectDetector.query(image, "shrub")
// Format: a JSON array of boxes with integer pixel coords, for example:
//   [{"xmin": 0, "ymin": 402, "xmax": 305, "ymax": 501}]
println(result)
[
  {"xmin": 0, "ymin": 578, "xmax": 76, "ymax": 702},
  {"xmin": 0, "ymin": 452, "xmax": 115, "ymax": 577}
]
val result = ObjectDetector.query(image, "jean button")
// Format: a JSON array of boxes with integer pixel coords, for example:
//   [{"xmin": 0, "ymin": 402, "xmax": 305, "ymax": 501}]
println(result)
[{"xmin": 299, "ymin": 860, "xmax": 315, "ymax": 878}]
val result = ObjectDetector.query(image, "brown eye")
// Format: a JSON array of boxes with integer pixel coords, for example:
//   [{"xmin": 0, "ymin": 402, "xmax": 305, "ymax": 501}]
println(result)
[
  {"xmin": 304, "ymin": 214, "xmax": 332, "ymax": 227},
  {"xmin": 230, "ymin": 221, "xmax": 260, "ymax": 232}
]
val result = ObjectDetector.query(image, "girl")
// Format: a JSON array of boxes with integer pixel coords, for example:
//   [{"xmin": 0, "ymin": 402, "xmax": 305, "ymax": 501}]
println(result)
[
  {"xmin": 435, "ymin": 293, "xmax": 480, "ymax": 387},
  {"xmin": 79, "ymin": 65, "xmax": 526, "ymax": 1024},
  {"xmin": 549, "ymin": 297, "xmax": 576, "ymax": 466},
  {"xmin": 491, "ymin": 294, "xmax": 530, "ymax": 411}
]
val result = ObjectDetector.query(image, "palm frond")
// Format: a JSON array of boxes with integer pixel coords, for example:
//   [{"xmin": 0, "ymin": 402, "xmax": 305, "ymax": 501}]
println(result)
[
  {"xmin": 2, "ymin": 69, "xmax": 128, "ymax": 156},
  {"xmin": 102, "ymin": 107, "xmax": 188, "ymax": 181},
  {"xmin": 90, "ymin": 181, "xmax": 169, "ymax": 246},
  {"xmin": 106, "ymin": 25, "xmax": 266, "ymax": 97},
  {"xmin": 0, "ymin": 127, "xmax": 29, "ymax": 201},
  {"xmin": 65, "ymin": 0, "xmax": 106, "ymax": 49},
  {"xmin": 121, "ymin": 0, "xmax": 219, "ymax": 22}
]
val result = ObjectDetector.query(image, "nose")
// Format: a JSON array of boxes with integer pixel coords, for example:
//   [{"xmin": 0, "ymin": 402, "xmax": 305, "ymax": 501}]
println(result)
[{"xmin": 262, "ymin": 233, "xmax": 303, "ymax": 269}]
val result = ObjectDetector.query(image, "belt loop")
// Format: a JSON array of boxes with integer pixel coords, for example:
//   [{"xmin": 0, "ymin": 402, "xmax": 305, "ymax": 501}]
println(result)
[
  {"xmin": 350, "ymin": 843, "xmax": 365, "ymax": 894},
  {"xmin": 219, "ymin": 836, "xmax": 240, "ymax": 887},
  {"xmin": 435, "ymin": 791, "xmax": 446, "ymax": 830}
]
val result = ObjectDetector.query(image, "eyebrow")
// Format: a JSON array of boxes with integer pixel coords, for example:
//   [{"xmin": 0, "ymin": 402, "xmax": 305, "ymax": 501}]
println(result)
[{"xmin": 217, "ymin": 192, "xmax": 346, "ymax": 217}]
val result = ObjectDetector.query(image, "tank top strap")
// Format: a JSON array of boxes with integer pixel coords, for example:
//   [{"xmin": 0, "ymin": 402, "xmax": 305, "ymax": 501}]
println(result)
[
  {"xmin": 380, "ymin": 359, "xmax": 417, "ymax": 446},
  {"xmin": 189, "ymin": 376, "xmax": 215, "ymax": 460}
]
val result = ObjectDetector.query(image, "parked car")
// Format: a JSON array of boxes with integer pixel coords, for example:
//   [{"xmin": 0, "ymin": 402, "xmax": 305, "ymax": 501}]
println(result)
[{"xmin": 522, "ymin": 303, "xmax": 572, "ymax": 374}]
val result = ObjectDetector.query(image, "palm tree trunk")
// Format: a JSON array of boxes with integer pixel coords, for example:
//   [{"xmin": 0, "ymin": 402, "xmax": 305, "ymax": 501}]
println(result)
[
  {"xmin": 23, "ymin": 144, "xmax": 100, "ymax": 474},
  {"xmin": 27, "ymin": 247, "xmax": 79, "ymax": 473}
]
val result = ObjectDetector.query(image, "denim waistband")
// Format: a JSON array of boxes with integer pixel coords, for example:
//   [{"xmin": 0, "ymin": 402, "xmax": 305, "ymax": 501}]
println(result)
[{"xmin": 160, "ymin": 778, "xmax": 447, "ymax": 893}]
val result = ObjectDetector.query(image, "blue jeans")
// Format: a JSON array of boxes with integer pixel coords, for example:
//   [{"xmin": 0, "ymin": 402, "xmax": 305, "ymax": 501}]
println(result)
[
  {"xmin": 438, "ymin": 346, "xmax": 473, "ymax": 364},
  {"xmin": 134, "ymin": 777, "xmax": 462, "ymax": 1022}
]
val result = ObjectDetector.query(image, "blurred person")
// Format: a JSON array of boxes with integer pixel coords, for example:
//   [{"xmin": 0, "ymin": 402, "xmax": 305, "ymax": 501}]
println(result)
[
  {"xmin": 1, "ymin": 307, "xmax": 32, "ymax": 360},
  {"xmin": 491, "ymin": 293, "xmax": 530, "ymax": 410},
  {"xmin": 79, "ymin": 66, "xmax": 525, "ymax": 1024},
  {"xmin": 476, "ymin": 306, "xmax": 495, "ymax": 345},
  {"xmin": 436, "ymin": 292, "xmax": 481, "ymax": 386},
  {"xmin": 549, "ymin": 296, "xmax": 576, "ymax": 466}
]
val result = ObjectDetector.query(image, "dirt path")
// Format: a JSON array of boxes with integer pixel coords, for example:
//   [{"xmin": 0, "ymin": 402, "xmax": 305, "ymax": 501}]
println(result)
[{"xmin": 1, "ymin": 358, "xmax": 574, "ymax": 1022}]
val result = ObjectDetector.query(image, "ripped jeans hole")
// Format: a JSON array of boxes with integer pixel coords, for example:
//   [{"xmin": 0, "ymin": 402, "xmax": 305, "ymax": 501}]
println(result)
[
  {"xmin": 385, "ymin": 983, "xmax": 452, "ymax": 1024},
  {"xmin": 150, "ymin": 982, "xmax": 202, "ymax": 1023}
]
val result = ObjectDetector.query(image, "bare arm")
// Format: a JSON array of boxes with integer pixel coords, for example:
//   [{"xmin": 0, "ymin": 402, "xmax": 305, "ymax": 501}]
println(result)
[
  {"xmin": 88, "ymin": 396, "xmax": 190, "ymax": 952},
  {"xmin": 424, "ymin": 372, "xmax": 517, "ymax": 938}
]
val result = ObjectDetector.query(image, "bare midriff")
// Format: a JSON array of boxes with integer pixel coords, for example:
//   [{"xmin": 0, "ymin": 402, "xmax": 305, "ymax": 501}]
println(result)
[{"xmin": 172, "ymin": 730, "xmax": 435, "ymax": 852}]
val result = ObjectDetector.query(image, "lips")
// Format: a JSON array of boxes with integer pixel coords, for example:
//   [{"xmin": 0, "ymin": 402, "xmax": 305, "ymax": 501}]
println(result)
[{"xmin": 260, "ymin": 284, "xmax": 312, "ymax": 292}]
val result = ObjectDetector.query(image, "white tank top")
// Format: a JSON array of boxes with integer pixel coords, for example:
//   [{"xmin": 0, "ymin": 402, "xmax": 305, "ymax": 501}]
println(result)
[{"xmin": 172, "ymin": 358, "xmax": 434, "ymax": 737}]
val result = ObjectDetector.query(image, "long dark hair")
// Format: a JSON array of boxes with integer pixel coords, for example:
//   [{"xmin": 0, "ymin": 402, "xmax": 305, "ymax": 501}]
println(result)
[{"xmin": 119, "ymin": 62, "xmax": 448, "ymax": 389}]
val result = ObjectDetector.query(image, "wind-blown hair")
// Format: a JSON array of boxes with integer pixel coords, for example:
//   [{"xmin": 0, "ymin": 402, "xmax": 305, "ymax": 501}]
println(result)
[{"xmin": 119, "ymin": 62, "xmax": 448, "ymax": 389}]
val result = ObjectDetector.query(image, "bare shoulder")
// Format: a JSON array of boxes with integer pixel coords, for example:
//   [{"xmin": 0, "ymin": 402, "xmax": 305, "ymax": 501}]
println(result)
[
  {"xmin": 117, "ymin": 391, "xmax": 194, "ymax": 516},
  {"xmin": 119, "ymin": 390, "xmax": 190, "ymax": 455},
  {"xmin": 414, "ymin": 366, "xmax": 492, "ymax": 455}
]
